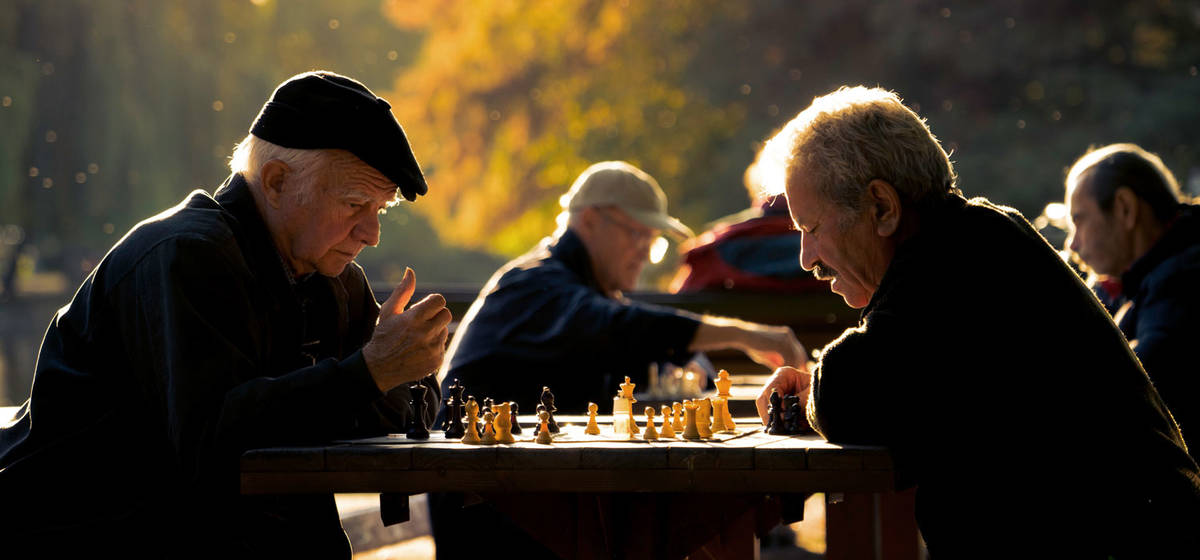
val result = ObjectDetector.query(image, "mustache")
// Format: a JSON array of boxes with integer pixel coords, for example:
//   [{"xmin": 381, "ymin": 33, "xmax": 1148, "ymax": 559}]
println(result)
[{"xmin": 812, "ymin": 263, "xmax": 838, "ymax": 280}]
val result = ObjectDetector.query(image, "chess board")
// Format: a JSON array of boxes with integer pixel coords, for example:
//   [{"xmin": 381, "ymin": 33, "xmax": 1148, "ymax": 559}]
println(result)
[{"xmin": 339, "ymin": 420, "xmax": 761, "ymax": 445}]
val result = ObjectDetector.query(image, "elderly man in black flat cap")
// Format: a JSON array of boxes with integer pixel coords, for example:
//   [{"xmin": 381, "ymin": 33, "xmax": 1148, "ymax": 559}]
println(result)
[{"xmin": 0, "ymin": 71, "xmax": 449, "ymax": 557}]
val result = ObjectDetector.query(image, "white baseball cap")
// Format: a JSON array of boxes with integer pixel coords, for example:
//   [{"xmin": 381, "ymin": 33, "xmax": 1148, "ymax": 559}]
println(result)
[{"xmin": 559, "ymin": 161, "xmax": 694, "ymax": 240}]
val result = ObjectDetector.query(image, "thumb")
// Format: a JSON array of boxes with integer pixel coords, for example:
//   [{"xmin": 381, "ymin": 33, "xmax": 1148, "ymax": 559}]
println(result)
[{"xmin": 380, "ymin": 268, "xmax": 416, "ymax": 316}]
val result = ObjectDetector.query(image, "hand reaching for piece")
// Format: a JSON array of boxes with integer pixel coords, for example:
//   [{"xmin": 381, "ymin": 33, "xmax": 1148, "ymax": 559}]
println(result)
[
  {"xmin": 755, "ymin": 366, "xmax": 812, "ymax": 426},
  {"xmin": 363, "ymin": 268, "xmax": 452, "ymax": 392}
]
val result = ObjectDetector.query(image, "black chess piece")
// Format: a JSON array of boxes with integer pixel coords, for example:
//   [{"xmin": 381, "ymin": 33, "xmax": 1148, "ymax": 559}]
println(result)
[
  {"xmin": 509, "ymin": 402, "xmax": 523, "ymax": 435},
  {"xmin": 407, "ymin": 384, "xmax": 431, "ymax": 440},
  {"xmin": 533, "ymin": 404, "xmax": 546, "ymax": 435},
  {"xmin": 443, "ymin": 379, "xmax": 465, "ymax": 439},
  {"xmin": 766, "ymin": 388, "xmax": 784, "ymax": 435},
  {"xmin": 481, "ymin": 397, "xmax": 494, "ymax": 418},
  {"xmin": 540, "ymin": 386, "xmax": 559, "ymax": 433},
  {"xmin": 782, "ymin": 395, "xmax": 802, "ymax": 435},
  {"xmin": 479, "ymin": 397, "xmax": 494, "ymax": 436}
]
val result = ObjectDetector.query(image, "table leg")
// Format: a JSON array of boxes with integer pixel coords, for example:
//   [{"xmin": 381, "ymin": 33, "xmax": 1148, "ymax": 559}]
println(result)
[
  {"xmin": 825, "ymin": 489, "xmax": 918, "ymax": 560},
  {"xmin": 487, "ymin": 493, "xmax": 777, "ymax": 560}
]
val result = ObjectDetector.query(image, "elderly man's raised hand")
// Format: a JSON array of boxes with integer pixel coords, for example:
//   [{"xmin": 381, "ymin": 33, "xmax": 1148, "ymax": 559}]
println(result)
[
  {"xmin": 363, "ymin": 268, "xmax": 452, "ymax": 393},
  {"xmin": 755, "ymin": 366, "xmax": 812, "ymax": 426}
]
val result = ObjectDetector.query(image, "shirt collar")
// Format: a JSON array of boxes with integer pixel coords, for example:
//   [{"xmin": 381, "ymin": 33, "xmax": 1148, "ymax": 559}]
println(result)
[{"xmin": 549, "ymin": 228, "xmax": 605, "ymax": 295}]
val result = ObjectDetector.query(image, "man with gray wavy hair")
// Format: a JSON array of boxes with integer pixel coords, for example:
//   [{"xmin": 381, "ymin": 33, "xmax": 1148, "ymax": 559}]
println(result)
[
  {"xmin": 0, "ymin": 71, "xmax": 448, "ymax": 557},
  {"xmin": 756, "ymin": 86, "xmax": 1200, "ymax": 556}
]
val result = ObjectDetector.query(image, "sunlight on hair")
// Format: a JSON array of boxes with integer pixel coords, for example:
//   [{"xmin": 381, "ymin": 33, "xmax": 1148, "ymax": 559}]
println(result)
[
  {"xmin": 757, "ymin": 131, "xmax": 795, "ymax": 197},
  {"xmin": 1043, "ymin": 202, "xmax": 1067, "ymax": 223},
  {"xmin": 649, "ymin": 236, "xmax": 669, "ymax": 264},
  {"xmin": 1034, "ymin": 201, "xmax": 1070, "ymax": 232}
]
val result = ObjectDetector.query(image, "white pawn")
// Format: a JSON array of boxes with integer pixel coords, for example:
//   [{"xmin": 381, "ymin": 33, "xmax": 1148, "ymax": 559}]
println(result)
[
  {"xmin": 536, "ymin": 410, "xmax": 553, "ymax": 444},
  {"xmin": 642, "ymin": 407, "xmax": 658, "ymax": 441},
  {"xmin": 585, "ymin": 402, "xmax": 601, "ymax": 435},
  {"xmin": 659, "ymin": 405, "xmax": 675, "ymax": 438},
  {"xmin": 481, "ymin": 411, "xmax": 497, "ymax": 445}
]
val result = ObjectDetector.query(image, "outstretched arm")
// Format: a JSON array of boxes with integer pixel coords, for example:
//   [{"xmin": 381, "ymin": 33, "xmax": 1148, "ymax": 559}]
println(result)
[{"xmin": 689, "ymin": 316, "xmax": 807, "ymax": 371}]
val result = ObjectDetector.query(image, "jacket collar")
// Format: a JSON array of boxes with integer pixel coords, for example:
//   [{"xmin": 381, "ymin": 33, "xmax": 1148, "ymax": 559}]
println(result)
[
  {"xmin": 860, "ymin": 193, "xmax": 968, "ymax": 319},
  {"xmin": 1121, "ymin": 204, "xmax": 1200, "ymax": 294},
  {"xmin": 213, "ymin": 173, "xmax": 298, "ymax": 291},
  {"xmin": 549, "ymin": 228, "xmax": 605, "ymax": 295}
]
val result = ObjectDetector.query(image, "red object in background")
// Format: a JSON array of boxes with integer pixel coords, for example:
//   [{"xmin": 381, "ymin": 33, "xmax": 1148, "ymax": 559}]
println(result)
[{"xmin": 671, "ymin": 197, "xmax": 828, "ymax": 294}]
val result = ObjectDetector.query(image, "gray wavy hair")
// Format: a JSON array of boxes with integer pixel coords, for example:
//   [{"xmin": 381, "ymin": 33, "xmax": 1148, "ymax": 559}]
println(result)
[{"xmin": 764, "ymin": 86, "xmax": 959, "ymax": 215}]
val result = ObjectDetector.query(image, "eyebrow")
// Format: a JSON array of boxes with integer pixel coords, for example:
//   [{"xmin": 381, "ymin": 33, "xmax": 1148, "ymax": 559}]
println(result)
[{"xmin": 337, "ymin": 186, "xmax": 393, "ymax": 207}]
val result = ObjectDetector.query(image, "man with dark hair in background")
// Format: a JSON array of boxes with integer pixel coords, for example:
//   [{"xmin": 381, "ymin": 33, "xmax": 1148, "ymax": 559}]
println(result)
[{"xmin": 1065, "ymin": 142, "xmax": 1200, "ymax": 456}]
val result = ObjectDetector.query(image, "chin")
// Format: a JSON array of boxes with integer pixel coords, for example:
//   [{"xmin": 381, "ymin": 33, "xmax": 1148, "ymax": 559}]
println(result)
[
  {"xmin": 317, "ymin": 262, "xmax": 351, "ymax": 277},
  {"xmin": 833, "ymin": 287, "xmax": 871, "ymax": 309}
]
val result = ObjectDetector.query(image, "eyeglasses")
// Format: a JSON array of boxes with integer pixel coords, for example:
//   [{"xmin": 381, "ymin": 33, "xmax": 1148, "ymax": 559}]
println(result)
[{"xmin": 596, "ymin": 208, "xmax": 658, "ymax": 247}]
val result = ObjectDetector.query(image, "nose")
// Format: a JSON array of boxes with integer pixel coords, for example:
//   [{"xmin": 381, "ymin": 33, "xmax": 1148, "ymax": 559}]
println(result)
[
  {"xmin": 1066, "ymin": 229, "xmax": 1079, "ymax": 254},
  {"xmin": 354, "ymin": 213, "xmax": 381, "ymax": 247},
  {"xmin": 798, "ymin": 232, "xmax": 818, "ymax": 271}
]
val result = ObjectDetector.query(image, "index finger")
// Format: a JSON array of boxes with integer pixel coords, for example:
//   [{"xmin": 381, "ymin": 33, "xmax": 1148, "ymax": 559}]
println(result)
[{"xmin": 406, "ymin": 293, "xmax": 448, "ymax": 320}]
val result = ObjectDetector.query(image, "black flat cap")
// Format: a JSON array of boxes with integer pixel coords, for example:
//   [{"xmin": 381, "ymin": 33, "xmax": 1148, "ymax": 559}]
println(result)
[{"xmin": 250, "ymin": 71, "xmax": 428, "ymax": 201}]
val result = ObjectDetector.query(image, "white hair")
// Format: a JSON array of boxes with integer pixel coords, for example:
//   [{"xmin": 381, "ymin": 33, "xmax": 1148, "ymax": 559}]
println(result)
[
  {"xmin": 228, "ymin": 134, "xmax": 328, "ymax": 204},
  {"xmin": 766, "ymin": 86, "xmax": 959, "ymax": 215}
]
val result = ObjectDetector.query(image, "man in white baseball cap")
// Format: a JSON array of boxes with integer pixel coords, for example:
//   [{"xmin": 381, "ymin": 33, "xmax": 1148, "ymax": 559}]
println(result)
[
  {"xmin": 430, "ymin": 160, "xmax": 807, "ymax": 556},
  {"xmin": 560, "ymin": 161, "xmax": 694, "ymax": 296}
]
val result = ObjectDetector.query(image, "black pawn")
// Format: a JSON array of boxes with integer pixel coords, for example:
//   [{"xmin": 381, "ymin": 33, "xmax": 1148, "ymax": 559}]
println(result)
[
  {"xmin": 479, "ymin": 397, "xmax": 494, "ymax": 436},
  {"xmin": 540, "ymin": 386, "xmax": 559, "ymax": 433},
  {"xmin": 407, "ymin": 384, "xmax": 431, "ymax": 440},
  {"xmin": 766, "ymin": 388, "xmax": 783, "ymax": 435},
  {"xmin": 509, "ymin": 402, "xmax": 523, "ymax": 435}
]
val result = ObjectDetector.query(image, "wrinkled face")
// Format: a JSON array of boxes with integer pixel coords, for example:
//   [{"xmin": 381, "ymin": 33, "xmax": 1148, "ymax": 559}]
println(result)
[
  {"xmin": 786, "ymin": 170, "xmax": 893, "ymax": 309},
  {"xmin": 1066, "ymin": 174, "xmax": 1129, "ymax": 276},
  {"xmin": 277, "ymin": 155, "xmax": 396, "ymax": 277},
  {"xmin": 588, "ymin": 206, "xmax": 659, "ymax": 294}
]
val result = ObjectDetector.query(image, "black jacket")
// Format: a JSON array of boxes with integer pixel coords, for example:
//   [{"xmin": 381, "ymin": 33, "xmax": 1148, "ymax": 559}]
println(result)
[
  {"xmin": 807, "ymin": 195, "xmax": 1200, "ymax": 557},
  {"xmin": 0, "ymin": 174, "xmax": 438, "ymax": 557},
  {"xmin": 1117, "ymin": 204, "xmax": 1200, "ymax": 456},
  {"xmin": 440, "ymin": 229, "xmax": 701, "ymax": 414}
]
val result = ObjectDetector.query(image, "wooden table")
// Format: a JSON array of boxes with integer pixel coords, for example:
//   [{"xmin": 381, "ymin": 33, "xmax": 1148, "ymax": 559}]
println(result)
[{"xmin": 241, "ymin": 418, "xmax": 917, "ymax": 559}]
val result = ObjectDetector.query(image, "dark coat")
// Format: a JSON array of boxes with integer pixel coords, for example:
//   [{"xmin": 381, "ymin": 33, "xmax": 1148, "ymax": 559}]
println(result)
[
  {"xmin": 1117, "ymin": 204, "xmax": 1200, "ymax": 456},
  {"xmin": 0, "ymin": 174, "xmax": 438, "ymax": 557},
  {"xmin": 440, "ymin": 229, "xmax": 701, "ymax": 415},
  {"xmin": 807, "ymin": 195, "xmax": 1200, "ymax": 557}
]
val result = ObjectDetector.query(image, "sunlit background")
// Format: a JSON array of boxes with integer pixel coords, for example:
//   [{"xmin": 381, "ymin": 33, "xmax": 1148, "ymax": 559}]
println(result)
[
  {"xmin": 3, "ymin": 0, "xmax": 1200, "ymax": 393},
  {"xmin": 3, "ymin": 2, "xmax": 1199, "ymax": 557}
]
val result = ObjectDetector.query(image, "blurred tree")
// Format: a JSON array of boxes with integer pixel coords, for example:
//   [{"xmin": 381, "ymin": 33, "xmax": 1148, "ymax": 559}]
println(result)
[
  {"xmin": 388, "ymin": 0, "xmax": 1200, "ymax": 266},
  {"xmin": 0, "ymin": 0, "xmax": 498, "ymax": 287},
  {"xmin": 2, "ymin": 0, "xmax": 1199, "ymax": 288}
]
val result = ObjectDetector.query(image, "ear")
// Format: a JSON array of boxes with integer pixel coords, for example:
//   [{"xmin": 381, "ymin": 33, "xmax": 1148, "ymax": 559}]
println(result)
[
  {"xmin": 866, "ymin": 179, "xmax": 903, "ymax": 237},
  {"xmin": 578, "ymin": 207, "xmax": 602, "ymax": 234},
  {"xmin": 259, "ymin": 159, "xmax": 291, "ymax": 209},
  {"xmin": 1112, "ymin": 187, "xmax": 1139, "ymax": 232}
]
